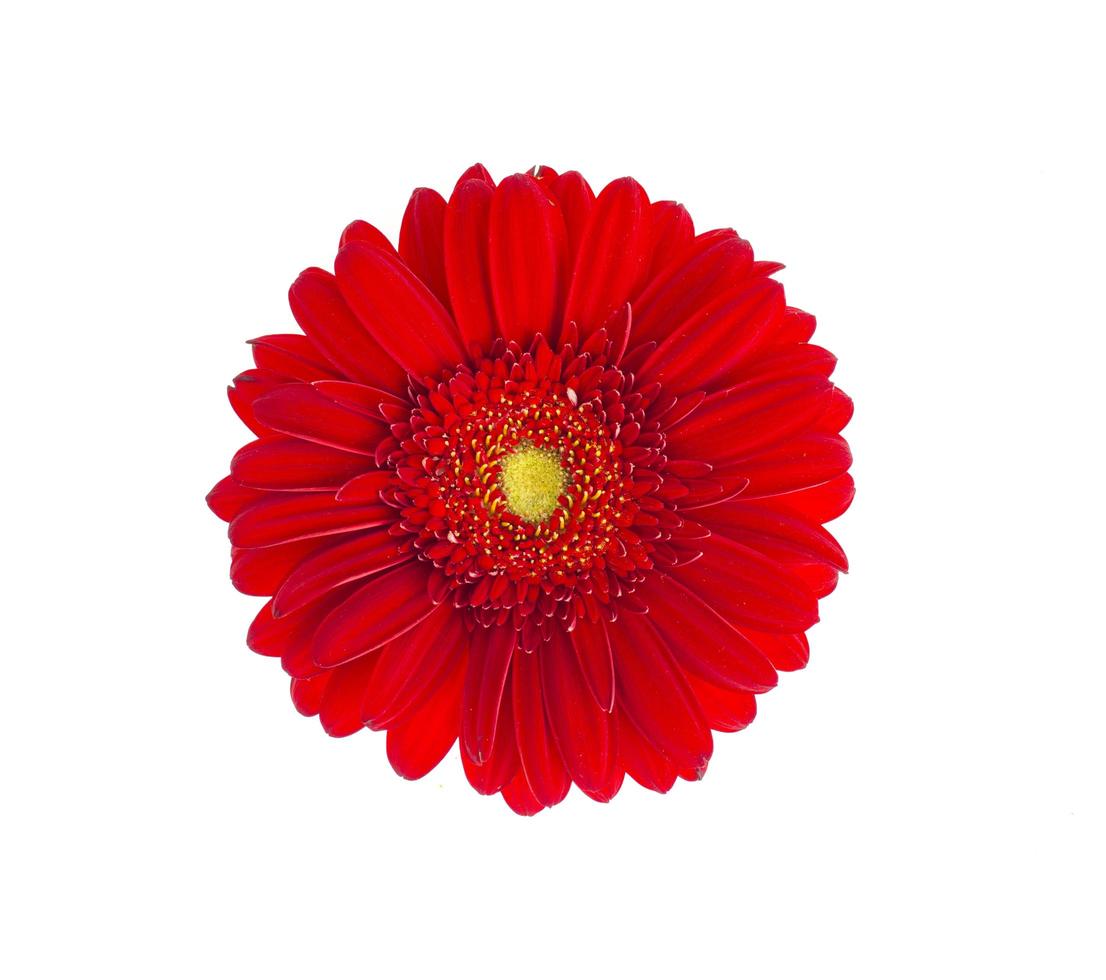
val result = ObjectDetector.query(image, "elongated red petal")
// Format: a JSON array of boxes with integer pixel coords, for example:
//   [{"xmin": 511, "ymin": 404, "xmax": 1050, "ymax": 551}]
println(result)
[
  {"xmin": 399, "ymin": 187, "xmax": 450, "ymax": 311},
  {"xmin": 230, "ymin": 437, "xmax": 370, "ymax": 492},
  {"xmin": 694, "ymin": 500, "xmax": 848, "ymax": 570},
  {"xmin": 339, "ymin": 220, "xmax": 399, "ymax": 255},
  {"xmin": 488, "ymin": 173, "xmax": 565, "ymax": 346},
  {"xmin": 500, "ymin": 768, "xmax": 545, "ymax": 815},
  {"xmin": 311, "ymin": 561, "xmax": 435, "ymax": 668},
  {"xmin": 230, "ymin": 537, "xmax": 320, "ymax": 597},
  {"xmin": 563, "ymin": 177, "xmax": 651, "ymax": 339},
  {"xmin": 617, "ymin": 707, "xmax": 677, "ymax": 793},
  {"xmin": 288, "ymin": 268, "xmax": 406, "ymax": 390},
  {"xmin": 228, "ymin": 369, "xmax": 294, "ymax": 437},
  {"xmin": 334, "ymin": 470, "xmax": 393, "ymax": 503},
  {"xmin": 335, "ymin": 241, "xmax": 465, "ymax": 379},
  {"xmin": 290, "ymin": 674, "xmax": 330, "ymax": 717},
  {"xmin": 272, "ymin": 527, "xmax": 411, "ymax": 617},
  {"xmin": 319, "ymin": 652, "xmax": 380, "ymax": 737},
  {"xmin": 632, "ymin": 230, "xmax": 754, "ymax": 343},
  {"xmin": 637, "ymin": 279, "xmax": 784, "ymax": 393},
  {"xmin": 729, "ymin": 433, "xmax": 853, "ymax": 498},
  {"xmin": 542, "ymin": 631, "xmax": 613, "ymax": 797},
  {"xmin": 636, "ymin": 574, "xmax": 779, "ymax": 692},
  {"xmin": 610, "ymin": 614, "xmax": 712, "ymax": 772},
  {"xmin": 249, "ymin": 334, "xmax": 337, "ymax": 382},
  {"xmin": 684, "ymin": 673, "xmax": 758, "ymax": 732},
  {"xmin": 671, "ymin": 534, "xmax": 818, "ymax": 633},
  {"xmin": 229, "ymin": 493, "xmax": 392, "ymax": 548},
  {"xmin": 512, "ymin": 648, "xmax": 571, "ymax": 807},
  {"xmin": 207, "ymin": 476, "xmax": 266, "ymax": 523},
  {"xmin": 765, "ymin": 474, "xmax": 855, "ymax": 524},
  {"xmin": 744, "ymin": 629, "xmax": 811, "ymax": 672},
  {"xmin": 569, "ymin": 616, "xmax": 615, "ymax": 711},
  {"xmin": 667, "ymin": 375, "xmax": 832, "ymax": 463},
  {"xmin": 461, "ymin": 624, "xmax": 516, "ymax": 764},
  {"xmin": 549, "ymin": 170, "xmax": 595, "ymax": 264},
  {"xmin": 462, "ymin": 678, "xmax": 519, "ymax": 794},
  {"xmin": 647, "ymin": 201, "xmax": 694, "ymax": 278},
  {"xmin": 444, "ymin": 178, "xmax": 497, "ymax": 352},
  {"xmin": 311, "ymin": 380, "xmax": 404, "ymax": 421},
  {"xmin": 252, "ymin": 384, "xmax": 388, "ymax": 456},
  {"xmin": 453, "ymin": 162, "xmax": 494, "ymax": 189},
  {"xmin": 363, "ymin": 603, "xmax": 466, "ymax": 729},
  {"xmin": 386, "ymin": 654, "xmax": 464, "ymax": 780}
]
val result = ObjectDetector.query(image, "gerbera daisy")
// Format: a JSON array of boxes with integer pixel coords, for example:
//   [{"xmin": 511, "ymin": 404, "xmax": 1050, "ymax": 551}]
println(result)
[{"xmin": 207, "ymin": 163, "xmax": 854, "ymax": 814}]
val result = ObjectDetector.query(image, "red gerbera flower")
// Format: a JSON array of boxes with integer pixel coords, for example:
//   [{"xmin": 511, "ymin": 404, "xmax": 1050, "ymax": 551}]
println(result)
[{"xmin": 208, "ymin": 163, "xmax": 854, "ymax": 814}]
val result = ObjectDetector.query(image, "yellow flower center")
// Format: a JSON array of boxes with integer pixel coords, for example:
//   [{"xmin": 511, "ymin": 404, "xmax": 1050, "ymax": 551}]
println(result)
[{"xmin": 498, "ymin": 442, "xmax": 567, "ymax": 523}]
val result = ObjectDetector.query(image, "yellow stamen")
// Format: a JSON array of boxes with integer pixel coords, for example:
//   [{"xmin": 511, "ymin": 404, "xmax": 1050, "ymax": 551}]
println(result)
[{"xmin": 498, "ymin": 441, "xmax": 566, "ymax": 523}]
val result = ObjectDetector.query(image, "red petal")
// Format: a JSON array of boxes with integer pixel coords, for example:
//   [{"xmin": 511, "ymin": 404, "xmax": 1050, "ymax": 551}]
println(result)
[
  {"xmin": 500, "ymin": 768, "xmax": 545, "ymax": 816},
  {"xmin": 632, "ymin": 230, "xmax": 754, "ymax": 344},
  {"xmin": 764, "ymin": 474, "xmax": 855, "ymax": 524},
  {"xmin": 462, "ymin": 675, "xmax": 519, "ymax": 794},
  {"xmin": 335, "ymin": 241, "xmax": 465, "ymax": 380},
  {"xmin": 290, "ymin": 674, "xmax": 330, "ymax": 717},
  {"xmin": 671, "ymin": 534, "xmax": 818, "ymax": 633},
  {"xmin": 542, "ymin": 631, "xmax": 614, "ymax": 797},
  {"xmin": 363, "ymin": 603, "xmax": 466, "ymax": 729},
  {"xmin": 609, "ymin": 614, "xmax": 712, "ymax": 771},
  {"xmin": 488, "ymin": 173, "xmax": 565, "ymax": 346},
  {"xmin": 272, "ymin": 527, "xmax": 411, "ymax": 617},
  {"xmin": 684, "ymin": 673, "xmax": 758, "ymax": 732},
  {"xmin": 339, "ymin": 220, "xmax": 399, "ymax": 255},
  {"xmin": 252, "ymin": 384, "xmax": 388, "ymax": 456},
  {"xmin": 461, "ymin": 624, "xmax": 516, "ymax": 764},
  {"xmin": 444, "ymin": 178, "xmax": 497, "ymax": 352},
  {"xmin": 792, "ymin": 562, "xmax": 840, "ymax": 598},
  {"xmin": 311, "ymin": 380, "xmax": 405, "ymax": 421},
  {"xmin": 311, "ymin": 562, "xmax": 435, "ymax": 668},
  {"xmin": 386, "ymin": 654, "xmax": 465, "ymax": 780},
  {"xmin": 730, "ymin": 433, "xmax": 853, "ymax": 498},
  {"xmin": 617, "ymin": 707, "xmax": 677, "ymax": 793},
  {"xmin": 207, "ymin": 476, "xmax": 266, "ymax": 523},
  {"xmin": 817, "ymin": 387, "xmax": 854, "ymax": 433},
  {"xmin": 228, "ymin": 369, "xmax": 294, "ymax": 436},
  {"xmin": 249, "ymin": 334, "xmax": 338, "ymax": 382},
  {"xmin": 230, "ymin": 437, "xmax": 370, "ymax": 492},
  {"xmin": 247, "ymin": 588, "xmax": 358, "ymax": 678},
  {"xmin": 695, "ymin": 500, "xmax": 848, "ymax": 570},
  {"xmin": 334, "ymin": 470, "xmax": 393, "ymax": 503},
  {"xmin": 230, "ymin": 537, "xmax": 319, "ymax": 596},
  {"xmin": 319, "ymin": 652, "xmax": 380, "ymax": 737},
  {"xmin": 637, "ymin": 279, "xmax": 785, "ymax": 393},
  {"xmin": 453, "ymin": 163, "xmax": 494, "ymax": 189},
  {"xmin": 647, "ymin": 201, "xmax": 694, "ymax": 278},
  {"xmin": 744, "ymin": 629, "xmax": 810, "ymax": 672},
  {"xmin": 229, "ymin": 492, "xmax": 392, "ymax": 548},
  {"xmin": 399, "ymin": 187, "xmax": 451, "ymax": 311},
  {"xmin": 316, "ymin": 650, "xmax": 376, "ymax": 734},
  {"xmin": 548, "ymin": 170, "xmax": 595, "ymax": 265},
  {"xmin": 288, "ymin": 268, "xmax": 406, "ymax": 390},
  {"xmin": 636, "ymin": 574, "xmax": 778, "ymax": 692},
  {"xmin": 569, "ymin": 616, "xmax": 615, "ymax": 711},
  {"xmin": 512, "ymin": 648, "xmax": 571, "ymax": 807},
  {"xmin": 666, "ymin": 375, "xmax": 832, "ymax": 463},
  {"xmin": 773, "ymin": 306, "xmax": 817, "ymax": 345},
  {"xmin": 563, "ymin": 177, "xmax": 651, "ymax": 339}
]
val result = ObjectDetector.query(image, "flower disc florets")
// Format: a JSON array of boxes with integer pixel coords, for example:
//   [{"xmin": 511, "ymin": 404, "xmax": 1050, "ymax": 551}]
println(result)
[{"xmin": 390, "ymin": 332, "xmax": 666, "ymax": 650}]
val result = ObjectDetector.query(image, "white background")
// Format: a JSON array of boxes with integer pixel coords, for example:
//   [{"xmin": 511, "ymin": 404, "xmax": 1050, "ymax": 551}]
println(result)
[{"xmin": 3, "ymin": 1, "xmax": 1103, "ymax": 976}]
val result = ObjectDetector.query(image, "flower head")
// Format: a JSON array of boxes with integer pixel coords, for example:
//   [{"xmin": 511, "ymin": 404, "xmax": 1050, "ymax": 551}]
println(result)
[{"xmin": 208, "ymin": 164, "xmax": 853, "ymax": 813}]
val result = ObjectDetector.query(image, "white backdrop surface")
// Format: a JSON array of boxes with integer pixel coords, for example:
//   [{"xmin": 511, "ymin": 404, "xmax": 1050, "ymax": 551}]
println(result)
[{"xmin": 2, "ymin": 2, "xmax": 1103, "ymax": 977}]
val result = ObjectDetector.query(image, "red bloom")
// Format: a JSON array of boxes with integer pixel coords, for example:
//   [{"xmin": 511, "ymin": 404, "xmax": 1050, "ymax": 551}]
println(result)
[{"xmin": 208, "ymin": 164, "xmax": 853, "ymax": 813}]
